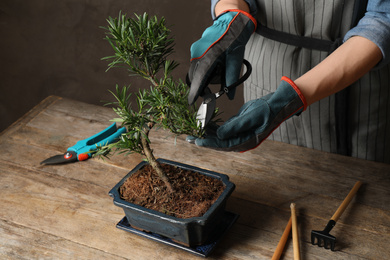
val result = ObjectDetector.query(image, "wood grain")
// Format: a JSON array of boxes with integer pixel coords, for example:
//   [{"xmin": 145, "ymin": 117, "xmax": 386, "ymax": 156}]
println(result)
[{"xmin": 1, "ymin": 96, "xmax": 389, "ymax": 259}]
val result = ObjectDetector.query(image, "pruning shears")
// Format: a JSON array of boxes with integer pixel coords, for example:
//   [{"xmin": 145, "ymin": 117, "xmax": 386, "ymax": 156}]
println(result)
[
  {"xmin": 195, "ymin": 59, "xmax": 252, "ymax": 128},
  {"xmin": 40, "ymin": 123, "xmax": 126, "ymax": 165}
]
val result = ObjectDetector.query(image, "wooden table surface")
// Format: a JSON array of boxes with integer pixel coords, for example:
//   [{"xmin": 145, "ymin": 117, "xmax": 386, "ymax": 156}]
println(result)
[{"xmin": 1, "ymin": 96, "xmax": 389, "ymax": 259}]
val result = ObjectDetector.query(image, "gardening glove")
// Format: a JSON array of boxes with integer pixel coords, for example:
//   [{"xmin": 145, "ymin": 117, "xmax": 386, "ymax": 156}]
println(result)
[
  {"xmin": 187, "ymin": 10, "xmax": 256, "ymax": 104},
  {"xmin": 190, "ymin": 77, "xmax": 308, "ymax": 152}
]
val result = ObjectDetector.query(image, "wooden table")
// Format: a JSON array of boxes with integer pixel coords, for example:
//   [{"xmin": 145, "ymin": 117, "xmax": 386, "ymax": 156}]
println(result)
[{"xmin": 1, "ymin": 96, "xmax": 389, "ymax": 259}]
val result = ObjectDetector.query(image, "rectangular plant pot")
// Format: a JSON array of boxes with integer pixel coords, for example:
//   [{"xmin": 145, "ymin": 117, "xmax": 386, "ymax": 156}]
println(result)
[{"xmin": 109, "ymin": 158, "xmax": 235, "ymax": 247}]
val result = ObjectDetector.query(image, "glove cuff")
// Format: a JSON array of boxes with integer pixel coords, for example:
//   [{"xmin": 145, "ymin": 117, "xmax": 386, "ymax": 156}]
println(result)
[
  {"xmin": 281, "ymin": 76, "xmax": 308, "ymax": 111},
  {"xmin": 218, "ymin": 9, "xmax": 257, "ymax": 31}
]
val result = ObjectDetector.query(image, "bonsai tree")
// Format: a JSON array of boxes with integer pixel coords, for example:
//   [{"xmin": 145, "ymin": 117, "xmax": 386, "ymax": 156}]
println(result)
[{"xmin": 96, "ymin": 13, "xmax": 207, "ymax": 192}]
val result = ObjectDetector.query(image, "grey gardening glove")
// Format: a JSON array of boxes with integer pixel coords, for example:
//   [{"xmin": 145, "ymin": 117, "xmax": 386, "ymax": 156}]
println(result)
[
  {"xmin": 187, "ymin": 10, "xmax": 256, "ymax": 104},
  {"xmin": 189, "ymin": 77, "xmax": 307, "ymax": 152}
]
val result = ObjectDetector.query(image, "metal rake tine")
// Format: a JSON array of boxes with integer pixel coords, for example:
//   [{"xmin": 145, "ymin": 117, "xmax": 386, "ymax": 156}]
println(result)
[
  {"xmin": 318, "ymin": 238, "xmax": 325, "ymax": 248},
  {"xmin": 311, "ymin": 233, "xmax": 316, "ymax": 245},
  {"xmin": 330, "ymin": 241, "xmax": 335, "ymax": 251},
  {"xmin": 324, "ymin": 239, "xmax": 330, "ymax": 249},
  {"xmin": 324, "ymin": 239, "xmax": 336, "ymax": 251},
  {"xmin": 315, "ymin": 237, "xmax": 324, "ymax": 247},
  {"xmin": 311, "ymin": 232, "xmax": 319, "ymax": 245}
]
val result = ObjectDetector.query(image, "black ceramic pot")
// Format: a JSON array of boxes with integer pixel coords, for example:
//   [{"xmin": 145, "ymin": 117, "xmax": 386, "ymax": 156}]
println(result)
[{"xmin": 109, "ymin": 158, "xmax": 235, "ymax": 247}]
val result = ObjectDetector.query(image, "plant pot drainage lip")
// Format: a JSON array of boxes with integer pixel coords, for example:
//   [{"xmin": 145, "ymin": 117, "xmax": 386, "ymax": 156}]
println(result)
[
  {"xmin": 109, "ymin": 158, "xmax": 236, "ymax": 222},
  {"xmin": 116, "ymin": 211, "xmax": 239, "ymax": 257}
]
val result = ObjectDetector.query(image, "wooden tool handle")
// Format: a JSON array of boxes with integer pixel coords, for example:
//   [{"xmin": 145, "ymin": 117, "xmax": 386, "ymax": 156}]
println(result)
[
  {"xmin": 272, "ymin": 217, "xmax": 292, "ymax": 260},
  {"xmin": 331, "ymin": 181, "xmax": 363, "ymax": 222},
  {"xmin": 290, "ymin": 203, "xmax": 300, "ymax": 260}
]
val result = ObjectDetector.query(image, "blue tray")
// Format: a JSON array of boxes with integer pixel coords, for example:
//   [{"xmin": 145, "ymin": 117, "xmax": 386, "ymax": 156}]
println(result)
[{"xmin": 116, "ymin": 211, "xmax": 239, "ymax": 257}]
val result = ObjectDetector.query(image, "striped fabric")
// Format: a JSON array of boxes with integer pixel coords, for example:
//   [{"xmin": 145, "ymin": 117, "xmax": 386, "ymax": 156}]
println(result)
[{"xmin": 244, "ymin": 0, "xmax": 390, "ymax": 163}]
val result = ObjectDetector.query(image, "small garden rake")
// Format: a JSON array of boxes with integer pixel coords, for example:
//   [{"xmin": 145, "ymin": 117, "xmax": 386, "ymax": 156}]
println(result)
[{"xmin": 311, "ymin": 181, "xmax": 362, "ymax": 251}]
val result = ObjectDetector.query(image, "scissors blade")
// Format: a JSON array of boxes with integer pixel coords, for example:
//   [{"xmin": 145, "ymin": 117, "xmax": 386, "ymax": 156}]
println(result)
[
  {"xmin": 196, "ymin": 93, "xmax": 216, "ymax": 129},
  {"xmin": 196, "ymin": 102, "xmax": 207, "ymax": 128},
  {"xmin": 40, "ymin": 151, "xmax": 78, "ymax": 165}
]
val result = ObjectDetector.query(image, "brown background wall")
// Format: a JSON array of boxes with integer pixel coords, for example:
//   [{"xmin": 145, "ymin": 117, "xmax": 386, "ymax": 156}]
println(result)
[{"xmin": 0, "ymin": 0, "xmax": 243, "ymax": 132}]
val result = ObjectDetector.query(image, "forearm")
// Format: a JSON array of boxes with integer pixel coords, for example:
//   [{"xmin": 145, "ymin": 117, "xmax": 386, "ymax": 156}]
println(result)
[
  {"xmin": 214, "ymin": 0, "xmax": 250, "ymax": 16},
  {"xmin": 294, "ymin": 36, "xmax": 382, "ymax": 106}
]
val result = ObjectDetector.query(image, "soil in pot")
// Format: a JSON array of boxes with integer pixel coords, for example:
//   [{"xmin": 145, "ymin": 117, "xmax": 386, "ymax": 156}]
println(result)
[{"xmin": 119, "ymin": 163, "xmax": 225, "ymax": 219}]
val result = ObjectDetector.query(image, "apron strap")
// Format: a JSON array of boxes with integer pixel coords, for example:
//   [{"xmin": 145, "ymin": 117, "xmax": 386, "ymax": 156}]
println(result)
[{"xmin": 256, "ymin": 25, "xmax": 342, "ymax": 53}]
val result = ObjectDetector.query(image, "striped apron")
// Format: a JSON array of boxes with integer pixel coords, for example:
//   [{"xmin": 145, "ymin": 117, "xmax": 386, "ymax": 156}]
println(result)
[{"xmin": 244, "ymin": 0, "xmax": 390, "ymax": 163}]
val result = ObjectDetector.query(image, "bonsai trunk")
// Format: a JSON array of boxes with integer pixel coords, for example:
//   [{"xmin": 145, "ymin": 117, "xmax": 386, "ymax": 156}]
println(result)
[{"xmin": 141, "ymin": 126, "xmax": 174, "ymax": 193}]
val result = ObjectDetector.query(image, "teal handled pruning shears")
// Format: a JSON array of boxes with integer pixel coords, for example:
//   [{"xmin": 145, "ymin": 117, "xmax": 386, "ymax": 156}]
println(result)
[
  {"xmin": 192, "ymin": 59, "xmax": 252, "ymax": 129},
  {"xmin": 40, "ymin": 123, "xmax": 126, "ymax": 165}
]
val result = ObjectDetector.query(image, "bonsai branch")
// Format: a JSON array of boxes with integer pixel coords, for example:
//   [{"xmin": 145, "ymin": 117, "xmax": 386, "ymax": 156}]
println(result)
[{"xmin": 141, "ymin": 125, "xmax": 173, "ymax": 193}]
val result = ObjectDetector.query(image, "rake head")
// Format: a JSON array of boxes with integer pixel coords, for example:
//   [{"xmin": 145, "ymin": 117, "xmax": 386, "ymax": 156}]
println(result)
[{"xmin": 311, "ymin": 220, "xmax": 336, "ymax": 251}]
